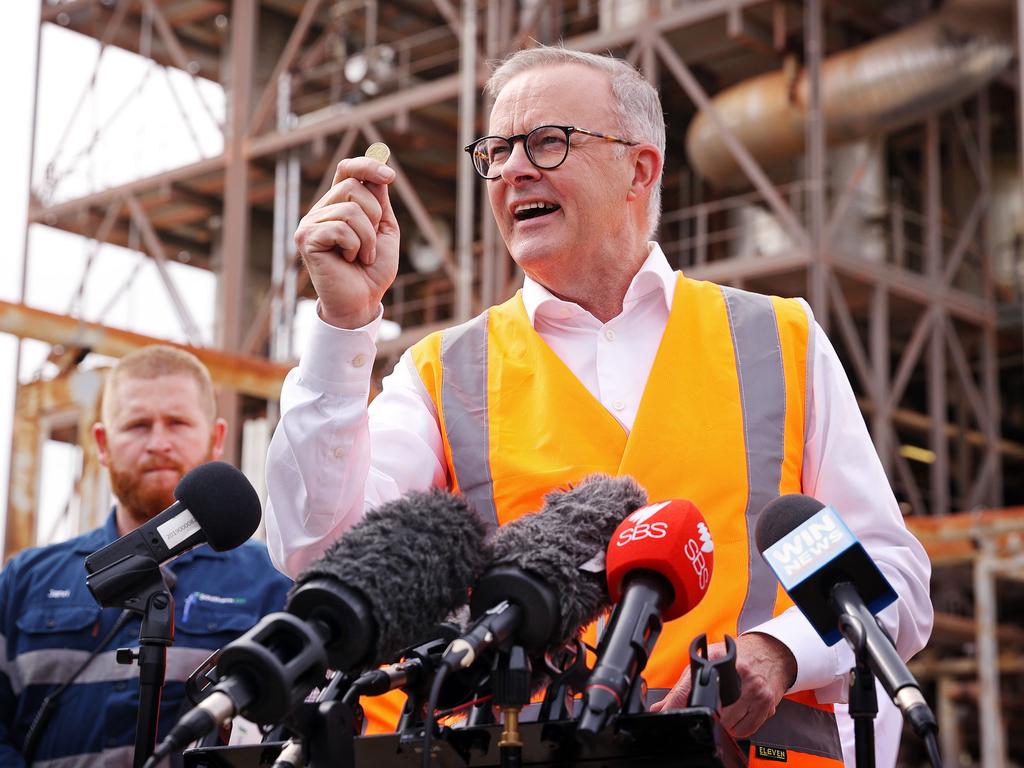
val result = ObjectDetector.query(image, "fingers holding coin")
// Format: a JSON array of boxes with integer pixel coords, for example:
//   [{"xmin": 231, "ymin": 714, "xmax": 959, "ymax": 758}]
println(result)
[{"xmin": 332, "ymin": 143, "xmax": 394, "ymax": 186}]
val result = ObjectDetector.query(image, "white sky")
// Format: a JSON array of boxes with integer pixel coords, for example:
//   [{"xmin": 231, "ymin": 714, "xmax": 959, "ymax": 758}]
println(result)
[{"xmin": 0, "ymin": 7, "xmax": 323, "ymax": 551}]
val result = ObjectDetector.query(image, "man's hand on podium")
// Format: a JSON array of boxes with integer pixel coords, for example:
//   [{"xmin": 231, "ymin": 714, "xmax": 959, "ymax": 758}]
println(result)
[{"xmin": 649, "ymin": 632, "xmax": 797, "ymax": 738}]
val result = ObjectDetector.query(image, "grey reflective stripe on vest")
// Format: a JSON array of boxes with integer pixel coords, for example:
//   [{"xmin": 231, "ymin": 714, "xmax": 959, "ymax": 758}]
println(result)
[
  {"xmin": 12, "ymin": 646, "xmax": 216, "ymax": 694},
  {"xmin": 35, "ymin": 745, "xmax": 139, "ymax": 768},
  {"xmin": 720, "ymin": 286, "xmax": 787, "ymax": 633},
  {"xmin": 751, "ymin": 699, "xmax": 844, "ymax": 761},
  {"xmin": 439, "ymin": 311, "xmax": 499, "ymax": 529},
  {"xmin": 645, "ymin": 690, "xmax": 842, "ymax": 762}
]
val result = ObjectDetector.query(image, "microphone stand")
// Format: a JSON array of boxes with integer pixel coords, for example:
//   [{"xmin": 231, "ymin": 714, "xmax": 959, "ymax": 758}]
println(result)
[
  {"xmin": 838, "ymin": 612, "xmax": 877, "ymax": 768},
  {"xmin": 493, "ymin": 645, "xmax": 530, "ymax": 768},
  {"xmin": 86, "ymin": 554, "xmax": 174, "ymax": 768},
  {"xmin": 273, "ymin": 672, "xmax": 357, "ymax": 768}
]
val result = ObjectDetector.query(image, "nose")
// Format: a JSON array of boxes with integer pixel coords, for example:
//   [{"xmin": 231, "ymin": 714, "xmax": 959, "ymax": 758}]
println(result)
[
  {"xmin": 500, "ymin": 139, "xmax": 541, "ymax": 185},
  {"xmin": 145, "ymin": 423, "xmax": 174, "ymax": 453}
]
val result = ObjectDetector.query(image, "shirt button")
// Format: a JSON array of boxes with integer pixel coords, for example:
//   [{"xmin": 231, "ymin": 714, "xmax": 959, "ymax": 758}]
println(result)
[
  {"xmin": 612, "ymin": 400, "xmax": 625, "ymax": 411},
  {"xmin": 46, "ymin": 619, "xmax": 56, "ymax": 627},
  {"xmin": 604, "ymin": 329, "xmax": 616, "ymax": 341},
  {"xmin": 351, "ymin": 354, "xmax": 367, "ymax": 368},
  {"xmin": 333, "ymin": 447, "xmax": 346, "ymax": 459}
]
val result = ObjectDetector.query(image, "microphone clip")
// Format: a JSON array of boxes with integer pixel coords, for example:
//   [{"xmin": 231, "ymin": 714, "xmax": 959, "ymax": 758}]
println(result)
[{"xmin": 687, "ymin": 634, "xmax": 740, "ymax": 710}]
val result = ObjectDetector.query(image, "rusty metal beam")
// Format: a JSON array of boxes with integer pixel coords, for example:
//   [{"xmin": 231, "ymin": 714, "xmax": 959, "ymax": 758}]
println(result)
[
  {"xmin": 29, "ymin": 155, "xmax": 226, "ymax": 223},
  {"xmin": 871, "ymin": 286, "xmax": 892, "ymax": 478},
  {"xmin": 124, "ymin": 193, "xmax": 202, "ymax": 344},
  {"xmin": 432, "ymin": 0, "xmax": 462, "ymax": 41},
  {"xmin": 826, "ymin": 273, "xmax": 872, "ymax": 396},
  {"xmin": 976, "ymin": 544, "xmax": 1008, "ymax": 767},
  {"xmin": 455, "ymin": 0, "xmax": 476, "ymax": 322},
  {"xmin": 5, "ymin": 383, "xmax": 43, "ymax": 561},
  {"xmin": 247, "ymin": 0, "xmax": 326, "ymax": 137},
  {"xmin": 218, "ymin": 0, "xmax": 258, "ymax": 465},
  {"xmin": 138, "ymin": 0, "xmax": 221, "ymax": 131},
  {"xmin": 653, "ymin": 34, "xmax": 810, "ymax": 251},
  {"xmin": 805, "ymin": 0, "xmax": 828, "ymax": 328},
  {"xmin": 45, "ymin": 0, "xmax": 131, "ymax": 190},
  {"xmin": 247, "ymin": 73, "xmax": 465, "ymax": 159},
  {"xmin": 0, "ymin": 299, "xmax": 289, "ymax": 401}
]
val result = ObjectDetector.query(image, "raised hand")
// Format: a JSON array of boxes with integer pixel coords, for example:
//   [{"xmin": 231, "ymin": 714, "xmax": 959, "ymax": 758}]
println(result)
[{"xmin": 294, "ymin": 156, "xmax": 401, "ymax": 329}]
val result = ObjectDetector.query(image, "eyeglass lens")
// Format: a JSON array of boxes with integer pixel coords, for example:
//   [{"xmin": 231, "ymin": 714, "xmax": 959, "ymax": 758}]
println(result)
[{"xmin": 473, "ymin": 126, "xmax": 569, "ymax": 178}]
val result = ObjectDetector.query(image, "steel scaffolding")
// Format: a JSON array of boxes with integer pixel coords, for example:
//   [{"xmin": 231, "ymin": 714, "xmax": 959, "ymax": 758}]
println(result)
[{"xmin": 6, "ymin": 0, "xmax": 1024, "ymax": 762}]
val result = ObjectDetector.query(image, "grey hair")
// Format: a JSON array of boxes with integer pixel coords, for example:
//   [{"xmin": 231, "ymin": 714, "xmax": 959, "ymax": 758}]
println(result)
[{"xmin": 485, "ymin": 45, "xmax": 666, "ymax": 239}]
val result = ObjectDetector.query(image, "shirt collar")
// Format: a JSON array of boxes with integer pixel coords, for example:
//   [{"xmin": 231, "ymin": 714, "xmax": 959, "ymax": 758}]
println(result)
[{"xmin": 521, "ymin": 242, "xmax": 676, "ymax": 327}]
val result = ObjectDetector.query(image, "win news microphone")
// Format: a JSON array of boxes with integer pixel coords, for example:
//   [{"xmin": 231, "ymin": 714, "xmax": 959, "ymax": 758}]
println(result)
[
  {"xmin": 755, "ymin": 494, "xmax": 937, "ymax": 740},
  {"xmin": 443, "ymin": 474, "xmax": 648, "ymax": 672},
  {"xmin": 147, "ymin": 489, "xmax": 491, "ymax": 766},
  {"xmin": 85, "ymin": 461, "xmax": 262, "ymax": 607},
  {"xmin": 576, "ymin": 499, "xmax": 715, "ymax": 738}
]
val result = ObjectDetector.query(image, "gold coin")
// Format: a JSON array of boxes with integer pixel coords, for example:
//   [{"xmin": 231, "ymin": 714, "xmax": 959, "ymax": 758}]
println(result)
[{"xmin": 364, "ymin": 142, "xmax": 391, "ymax": 165}]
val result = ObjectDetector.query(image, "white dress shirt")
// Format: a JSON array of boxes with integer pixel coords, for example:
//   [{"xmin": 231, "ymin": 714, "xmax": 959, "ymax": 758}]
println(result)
[{"xmin": 265, "ymin": 243, "xmax": 931, "ymax": 766}]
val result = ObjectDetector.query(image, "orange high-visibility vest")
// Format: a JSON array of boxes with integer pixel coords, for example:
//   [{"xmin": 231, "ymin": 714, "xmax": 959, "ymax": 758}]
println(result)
[{"xmin": 367, "ymin": 274, "xmax": 842, "ymax": 766}]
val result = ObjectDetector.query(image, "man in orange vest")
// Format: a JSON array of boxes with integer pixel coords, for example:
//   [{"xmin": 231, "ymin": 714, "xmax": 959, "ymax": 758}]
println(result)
[{"xmin": 265, "ymin": 46, "xmax": 932, "ymax": 766}]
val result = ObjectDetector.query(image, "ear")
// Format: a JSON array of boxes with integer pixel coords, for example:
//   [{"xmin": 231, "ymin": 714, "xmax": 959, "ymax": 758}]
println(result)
[
  {"xmin": 209, "ymin": 417, "xmax": 228, "ymax": 460},
  {"xmin": 93, "ymin": 422, "xmax": 111, "ymax": 468},
  {"xmin": 625, "ymin": 144, "xmax": 663, "ymax": 203}
]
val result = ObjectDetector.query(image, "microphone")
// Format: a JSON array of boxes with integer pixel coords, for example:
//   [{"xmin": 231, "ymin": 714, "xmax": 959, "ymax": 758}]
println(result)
[
  {"xmin": 147, "ymin": 489, "xmax": 491, "ymax": 765},
  {"xmin": 85, "ymin": 462, "xmax": 261, "ymax": 607},
  {"xmin": 754, "ymin": 494, "xmax": 937, "ymax": 740},
  {"xmin": 576, "ymin": 499, "xmax": 715, "ymax": 738},
  {"xmin": 87, "ymin": 461, "xmax": 259, "ymax": 569},
  {"xmin": 443, "ymin": 474, "xmax": 648, "ymax": 671}
]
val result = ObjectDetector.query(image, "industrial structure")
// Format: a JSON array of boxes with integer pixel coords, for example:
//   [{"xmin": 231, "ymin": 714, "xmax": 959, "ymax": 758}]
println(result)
[{"xmin": 4, "ymin": 0, "xmax": 1023, "ymax": 764}]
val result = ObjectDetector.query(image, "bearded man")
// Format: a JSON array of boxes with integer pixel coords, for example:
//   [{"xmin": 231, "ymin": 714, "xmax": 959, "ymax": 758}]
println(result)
[{"xmin": 0, "ymin": 346, "xmax": 291, "ymax": 767}]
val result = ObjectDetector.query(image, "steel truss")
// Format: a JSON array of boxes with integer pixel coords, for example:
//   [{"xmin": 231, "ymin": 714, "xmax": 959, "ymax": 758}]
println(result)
[{"xmin": 7, "ymin": 0, "xmax": 1024, "ymax": 760}]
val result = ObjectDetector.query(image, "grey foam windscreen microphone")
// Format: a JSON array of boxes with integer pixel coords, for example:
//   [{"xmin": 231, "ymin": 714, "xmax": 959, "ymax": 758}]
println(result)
[
  {"xmin": 289, "ymin": 488, "xmax": 492, "ymax": 669},
  {"xmin": 452, "ymin": 474, "xmax": 648, "ymax": 668},
  {"xmin": 487, "ymin": 474, "xmax": 649, "ymax": 643}
]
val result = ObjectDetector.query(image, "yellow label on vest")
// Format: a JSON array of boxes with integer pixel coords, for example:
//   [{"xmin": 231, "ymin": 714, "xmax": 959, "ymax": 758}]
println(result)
[{"xmin": 756, "ymin": 745, "xmax": 789, "ymax": 762}]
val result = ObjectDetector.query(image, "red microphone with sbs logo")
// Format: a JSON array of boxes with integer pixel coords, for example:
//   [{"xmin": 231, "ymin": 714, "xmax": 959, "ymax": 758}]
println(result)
[{"xmin": 576, "ymin": 499, "xmax": 715, "ymax": 739}]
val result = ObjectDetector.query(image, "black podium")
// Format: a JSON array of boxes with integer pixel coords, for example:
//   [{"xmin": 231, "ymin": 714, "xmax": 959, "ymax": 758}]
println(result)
[{"xmin": 184, "ymin": 709, "xmax": 746, "ymax": 768}]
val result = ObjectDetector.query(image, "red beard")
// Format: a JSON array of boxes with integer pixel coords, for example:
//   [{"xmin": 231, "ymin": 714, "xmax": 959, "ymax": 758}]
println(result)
[{"xmin": 109, "ymin": 458, "xmax": 190, "ymax": 520}]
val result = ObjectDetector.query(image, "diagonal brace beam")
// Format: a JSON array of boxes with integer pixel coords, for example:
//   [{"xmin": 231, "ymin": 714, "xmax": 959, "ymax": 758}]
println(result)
[
  {"xmin": 124, "ymin": 194, "xmax": 202, "ymax": 344},
  {"xmin": 653, "ymin": 34, "xmax": 810, "ymax": 250}
]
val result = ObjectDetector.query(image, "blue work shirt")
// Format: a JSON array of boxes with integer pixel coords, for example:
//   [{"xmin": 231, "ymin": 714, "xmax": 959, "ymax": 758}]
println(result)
[{"xmin": 0, "ymin": 510, "xmax": 292, "ymax": 767}]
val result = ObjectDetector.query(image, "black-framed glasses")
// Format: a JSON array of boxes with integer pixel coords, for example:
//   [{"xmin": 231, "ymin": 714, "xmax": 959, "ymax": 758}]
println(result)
[{"xmin": 464, "ymin": 125, "xmax": 638, "ymax": 180}]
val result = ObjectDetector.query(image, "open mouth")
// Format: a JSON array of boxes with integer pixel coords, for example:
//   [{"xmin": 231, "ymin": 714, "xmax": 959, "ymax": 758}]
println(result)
[{"xmin": 513, "ymin": 202, "xmax": 560, "ymax": 222}]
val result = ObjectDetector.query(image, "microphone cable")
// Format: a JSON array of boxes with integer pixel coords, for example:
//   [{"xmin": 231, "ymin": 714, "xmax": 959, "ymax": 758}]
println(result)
[
  {"xmin": 421, "ymin": 663, "xmax": 453, "ymax": 768},
  {"xmin": 924, "ymin": 731, "xmax": 943, "ymax": 768}
]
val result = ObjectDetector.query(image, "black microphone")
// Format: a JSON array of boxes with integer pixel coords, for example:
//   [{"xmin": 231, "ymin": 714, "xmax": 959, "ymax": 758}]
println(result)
[
  {"xmin": 147, "ymin": 489, "xmax": 490, "ymax": 765},
  {"xmin": 85, "ymin": 461, "xmax": 261, "ymax": 608},
  {"xmin": 86, "ymin": 461, "xmax": 260, "ymax": 570},
  {"xmin": 443, "ymin": 474, "xmax": 648, "ymax": 671},
  {"xmin": 754, "ymin": 494, "xmax": 937, "ymax": 740}
]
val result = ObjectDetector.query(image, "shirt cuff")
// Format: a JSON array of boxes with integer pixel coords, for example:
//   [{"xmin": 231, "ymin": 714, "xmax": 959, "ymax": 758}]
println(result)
[
  {"xmin": 297, "ymin": 302, "xmax": 383, "ymax": 397},
  {"xmin": 745, "ymin": 607, "xmax": 853, "ymax": 703}
]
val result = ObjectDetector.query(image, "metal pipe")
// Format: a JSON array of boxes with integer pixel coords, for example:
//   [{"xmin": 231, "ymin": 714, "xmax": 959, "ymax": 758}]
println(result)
[
  {"xmin": 687, "ymin": 0, "xmax": 1015, "ymax": 188},
  {"xmin": 455, "ymin": 0, "xmax": 477, "ymax": 321}
]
